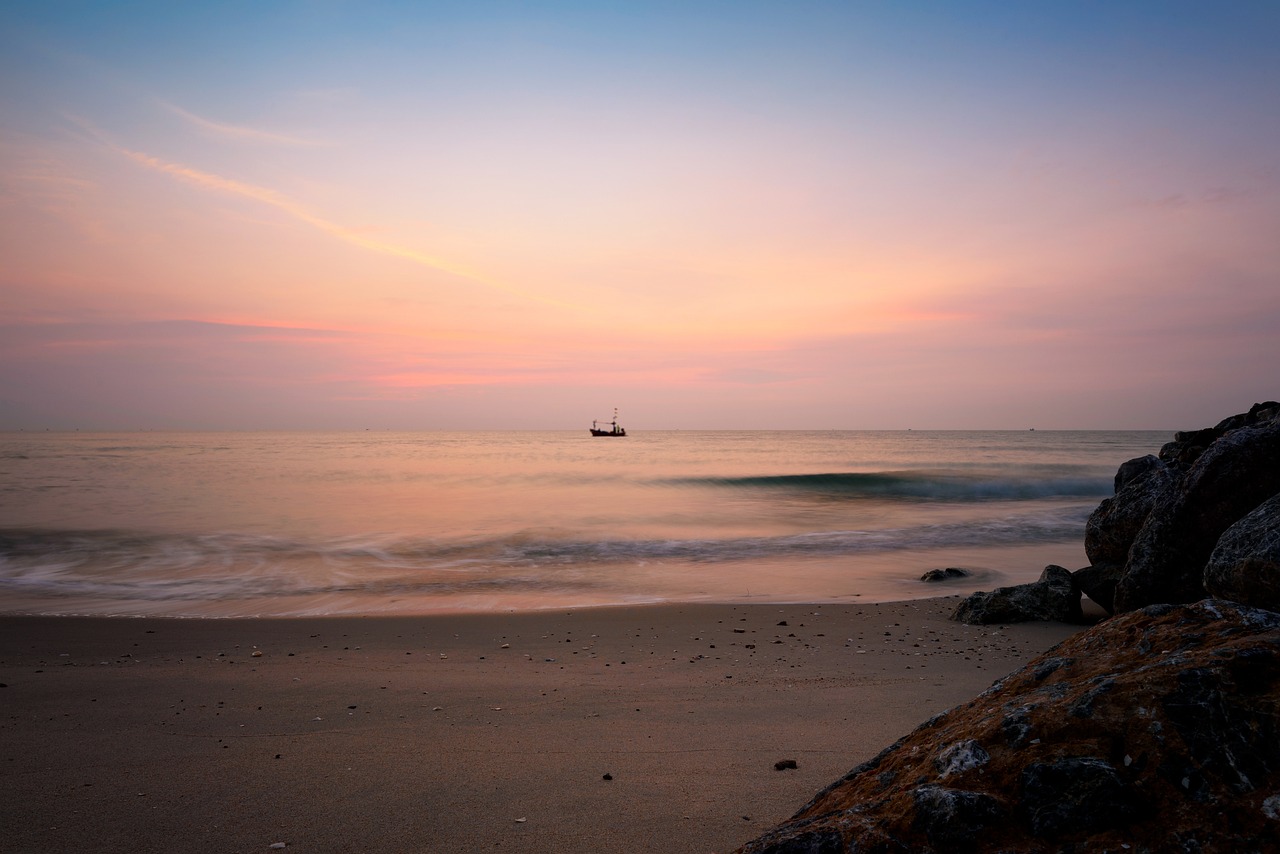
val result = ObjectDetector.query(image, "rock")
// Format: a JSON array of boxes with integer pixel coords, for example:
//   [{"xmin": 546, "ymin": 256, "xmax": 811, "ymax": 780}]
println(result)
[
  {"xmin": 921, "ymin": 567, "xmax": 970, "ymax": 582},
  {"xmin": 1084, "ymin": 456, "xmax": 1177, "ymax": 567},
  {"xmin": 950, "ymin": 565, "xmax": 1082, "ymax": 625},
  {"xmin": 910, "ymin": 785, "xmax": 1005, "ymax": 848},
  {"xmin": 934, "ymin": 739, "xmax": 989, "ymax": 777},
  {"xmin": 1113, "ymin": 453, "xmax": 1164, "ymax": 492},
  {"xmin": 1216, "ymin": 400, "xmax": 1280, "ymax": 433},
  {"xmin": 1144, "ymin": 402, "xmax": 1280, "ymax": 472},
  {"xmin": 1115, "ymin": 422, "xmax": 1280, "ymax": 612},
  {"xmin": 775, "ymin": 759, "xmax": 798, "ymax": 771},
  {"xmin": 735, "ymin": 600, "xmax": 1280, "ymax": 854},
  {"xmin": 1163, "ymin": 427, "xmax": 1221, "ymax": 467},
  {"xmin": 1204, "ymin": 491, "xmax": 1280, "ymax": 609},
  {"xmin": 1019, "ymin": 757, "xmax": 1138, "ymax": 837},
  {"xmin": 1072, "ymin": 563, "xmax": 1124, "ymax": 614},
  {"xmin": 1079, "ymin": 402, "xmax": 1280, "ymax": 611}
]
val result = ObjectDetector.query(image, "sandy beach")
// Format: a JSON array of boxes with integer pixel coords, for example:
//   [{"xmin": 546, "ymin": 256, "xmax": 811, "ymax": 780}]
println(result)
[{"xmin": 2, "ymin": 596, "xmax": 1091, "ymax": 853}]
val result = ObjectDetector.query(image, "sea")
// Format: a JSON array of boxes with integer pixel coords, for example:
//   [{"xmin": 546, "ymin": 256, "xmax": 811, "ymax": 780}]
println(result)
[{"xmin": 0, "ymin": 430, "xmax": 1168, "ymax": 618}]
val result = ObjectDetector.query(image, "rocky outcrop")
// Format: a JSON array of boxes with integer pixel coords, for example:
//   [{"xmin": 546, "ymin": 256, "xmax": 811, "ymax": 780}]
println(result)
[
  {"xmin": 951, "ymin": 565, "xmax": 1083, "ymax": 625},
  {"xmin": 1085, "ymin": 402, "xmax": 1280, "ymax": 573},
  {"xmin": 1073, "ymin": 401, "xmax": 1280, "ymax": 614},
  {"xmin": 736, "ymin": 600, "xmax": 1280, "ymax": 854},
  {"xmin": 938, "ymin": 402, "xmax": 1280, "ymax": 621},
  {"xmin": 1114, "ymin": 420, "xmax": 1280, "ymax": 611},
  {"xmin": 1205, "ymin": 492, "xmax": 1280, "ymax": 610}
]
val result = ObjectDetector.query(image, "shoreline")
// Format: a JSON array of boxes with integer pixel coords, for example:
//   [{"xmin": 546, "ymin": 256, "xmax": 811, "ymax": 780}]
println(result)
[
  {"xmin": 1, "ymin": 597, "xmax": 1092, "ymax": 853},
  {"xmin": 0, "ymin": 537, "xmax": 1092, "ymax": 621}
]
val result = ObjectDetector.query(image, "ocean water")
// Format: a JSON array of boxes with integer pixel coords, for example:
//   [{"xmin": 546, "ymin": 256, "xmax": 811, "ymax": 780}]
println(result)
[{"xmin": 0, "ymin": 430, "xmax": 1167, "ymax": 617}]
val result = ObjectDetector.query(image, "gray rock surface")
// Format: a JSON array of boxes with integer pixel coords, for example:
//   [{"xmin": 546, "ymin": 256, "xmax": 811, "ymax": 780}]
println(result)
[{"xmin": 1204, "ymin": 491, "xmax": 1280, "ymax": 610}]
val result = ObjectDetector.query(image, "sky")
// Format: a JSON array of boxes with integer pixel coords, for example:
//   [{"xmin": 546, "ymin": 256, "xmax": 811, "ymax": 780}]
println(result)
[{"xmin": 2, "ymin": 1, "xmax": 1277, "ymax": 431}]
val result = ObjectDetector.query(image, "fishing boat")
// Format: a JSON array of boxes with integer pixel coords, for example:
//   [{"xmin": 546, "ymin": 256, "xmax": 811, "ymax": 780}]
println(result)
[{"xmin": 590, "ymin": 409, "xmax": 627, "ymax": 437}]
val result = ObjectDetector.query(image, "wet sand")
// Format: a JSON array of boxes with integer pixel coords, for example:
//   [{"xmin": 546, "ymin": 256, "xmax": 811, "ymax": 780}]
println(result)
[{"xmin": 1, "ymin": 597, "xmax": 1090, "ymax": 853}]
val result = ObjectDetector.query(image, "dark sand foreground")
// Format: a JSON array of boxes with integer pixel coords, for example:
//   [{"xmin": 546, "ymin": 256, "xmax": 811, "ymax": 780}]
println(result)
[{"xmin": 2, "ymin": 597, "xmax": 1089, "ymax": 853}]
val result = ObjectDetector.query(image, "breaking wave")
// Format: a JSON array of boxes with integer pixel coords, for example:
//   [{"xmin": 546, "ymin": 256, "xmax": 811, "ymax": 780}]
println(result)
[{"xmin": 668, "ymin": 470, "xmax": 1111, "ymax": 501}]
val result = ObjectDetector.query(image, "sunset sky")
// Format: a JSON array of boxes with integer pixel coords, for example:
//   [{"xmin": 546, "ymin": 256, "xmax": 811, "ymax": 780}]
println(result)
[{"xmin": 2, "ymin": 1, "xmax": 1277, "ymax": 430}]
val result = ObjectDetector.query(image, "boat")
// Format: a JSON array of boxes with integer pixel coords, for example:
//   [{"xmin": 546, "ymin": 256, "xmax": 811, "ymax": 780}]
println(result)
[{"xmin": 590, "ymin": 409, "xmax": 627, "ymax": 437}]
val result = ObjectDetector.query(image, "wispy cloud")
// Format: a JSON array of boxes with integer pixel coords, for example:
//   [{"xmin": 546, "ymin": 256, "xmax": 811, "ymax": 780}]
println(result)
[
  {"xmin": 159, "ymin": 101, "xmax": 326, "ymax": 147},
  {"xmin": 108, "ymin": 142, "xmax": 577, "ymax": 307}
]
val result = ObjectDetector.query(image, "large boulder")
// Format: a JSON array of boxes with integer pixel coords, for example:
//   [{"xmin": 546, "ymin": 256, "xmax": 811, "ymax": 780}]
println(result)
[
  {"xmin": 1083, "ymin": 455, "xmax": 1177, "ymax": 567},
  {"xmin": 1204, "ymin": 492, "xmax": 1280, "ymax": 610},
  {"xmin": 736, "ymin": 600, "xmax": 1280, "ymax": 854},
  {"xmin": 1114, "ymin": 421, "xmax": 1280, "ymax": 612},
  {"xmin": 951, "ymin": 565, "xmax": 1083, "ymax": 625}
]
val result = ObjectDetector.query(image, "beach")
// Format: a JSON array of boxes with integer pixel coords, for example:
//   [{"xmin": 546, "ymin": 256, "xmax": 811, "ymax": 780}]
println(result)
[{"xmin": 1, "ymin": 597, "xmax": 1092, "ymax": 853}]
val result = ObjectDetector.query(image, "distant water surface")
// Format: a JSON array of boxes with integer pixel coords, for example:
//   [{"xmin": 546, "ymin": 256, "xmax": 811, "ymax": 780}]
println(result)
[{"xmin": 0, "ymin": 430, "xmax": 1167, "ymax": 616}]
